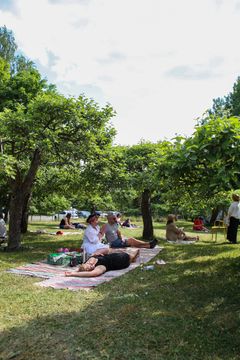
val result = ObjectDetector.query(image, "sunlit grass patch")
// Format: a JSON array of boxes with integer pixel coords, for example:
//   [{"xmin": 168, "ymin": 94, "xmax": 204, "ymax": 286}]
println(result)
[{"xmin": 0, "ymin": 220, "xmax": 240, "ymax": 359}]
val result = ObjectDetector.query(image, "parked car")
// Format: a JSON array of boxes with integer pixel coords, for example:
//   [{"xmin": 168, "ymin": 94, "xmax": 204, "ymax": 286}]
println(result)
[
  {"xmin": 78, "ymin": 210, "xmax": 91, "ymax": 218},
  {"xmin": 56, "ymin": 210, "xmax": 78, "ymax": 220},
  {"xmin": 94, "ymin": 211, "xmax": 109, "ymax": 217},
  {"xmin": 106, "ymin": 211, "xmax": 120, "ymax": 216}
]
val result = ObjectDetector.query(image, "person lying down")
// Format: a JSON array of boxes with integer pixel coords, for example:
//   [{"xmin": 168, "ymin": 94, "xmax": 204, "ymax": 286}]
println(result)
[{"xmin": 65, "ymin": 248, "xmax": 139, "ymax": 278}]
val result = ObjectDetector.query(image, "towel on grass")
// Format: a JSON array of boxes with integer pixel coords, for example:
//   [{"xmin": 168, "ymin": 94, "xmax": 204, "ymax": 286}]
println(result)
[
  {"xmin": 167, "ymin": 240, "xmax": 197, "ymax": 244},
  {"xmin": 7, "ymin": 247, "xmax": 163, "ymax": 291},
  {"xmin": 32, "ymin": 230, "xmax": 82, "ymax": 235}
]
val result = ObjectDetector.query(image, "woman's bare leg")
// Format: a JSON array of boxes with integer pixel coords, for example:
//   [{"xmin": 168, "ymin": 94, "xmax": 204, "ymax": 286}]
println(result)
[
  {"xmin": 183, "ymin": 235, "xmax": 199, "ymax": 241},
  {"xmin": 128, "ymin": 249, "xmax": 140, "ymax": 262},
  {"xmin": 127, "ymin": 238, "xmax": 150, "ymax": 248},
  {"xmin": 64, "ymin": 225, "xmax": 75, "ymax": 229}
]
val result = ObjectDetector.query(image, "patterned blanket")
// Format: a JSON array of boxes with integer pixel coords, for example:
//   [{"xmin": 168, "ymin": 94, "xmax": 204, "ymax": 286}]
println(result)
[{"xmin": 7, "ymin": 247, "xmax": 163, "ymax": 291}]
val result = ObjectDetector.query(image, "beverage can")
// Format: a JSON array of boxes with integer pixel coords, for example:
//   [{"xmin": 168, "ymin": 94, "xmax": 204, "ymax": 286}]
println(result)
[{"xmin": 142, "ymin": 265, "xmax": 154, "ymax": 270}]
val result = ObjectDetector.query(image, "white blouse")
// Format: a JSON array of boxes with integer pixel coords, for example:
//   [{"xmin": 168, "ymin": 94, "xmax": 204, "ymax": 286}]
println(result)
[
  {"xmin": 81, "ymin": 224, "xmax": 109, "ymax": 255},
  {"xmin": 226, "ymin": 201, "xmax": 240, "ymax": 224}
]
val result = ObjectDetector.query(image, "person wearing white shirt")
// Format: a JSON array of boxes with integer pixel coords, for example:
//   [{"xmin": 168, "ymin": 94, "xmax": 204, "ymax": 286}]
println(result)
[
  {"xmin": 226, "ymin": 193, "xmax": 240, "ymax": 244},
  {"xmin": 0, "ymin": 213, "xmax": 7, "ymax": 241},
  {"xmin": 81, "ymin": 213, "xmax": 109, "ymax": 255}
]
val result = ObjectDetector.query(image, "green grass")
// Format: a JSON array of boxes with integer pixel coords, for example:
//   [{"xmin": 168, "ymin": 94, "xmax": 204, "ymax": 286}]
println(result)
[{"xmin": 0, "ymin": 220, "xmax": 240, "ymax": 360}]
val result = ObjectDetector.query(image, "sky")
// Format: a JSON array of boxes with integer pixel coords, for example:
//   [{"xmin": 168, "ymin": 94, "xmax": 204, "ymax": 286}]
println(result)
[{"xmin": 1, "ymin": 0, "xmax": 240, "ymax": 145}]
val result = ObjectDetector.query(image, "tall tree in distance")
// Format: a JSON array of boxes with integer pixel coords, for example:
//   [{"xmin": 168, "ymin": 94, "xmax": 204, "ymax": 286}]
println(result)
[
  {"xmin": 0, "ymin": 26, "xmax": 17, "ymax": 63},
  {"xmin": 124, "ymin": 141, "xmax": 171, "ymax": 240},
  {"xmin": 208, "ymin": 76, "xmax": 240, "ymax": 118}
]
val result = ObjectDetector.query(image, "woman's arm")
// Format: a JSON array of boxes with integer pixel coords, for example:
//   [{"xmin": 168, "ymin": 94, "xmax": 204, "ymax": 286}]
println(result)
[
  {"xmin": 117, "ymin": 228, "xmax": 123, "ymax": 239},
  {"xmin": 98, "ymin": 224, "xmax": 106, "ymax": 240},
  {"xmin": 172, "ymin": 224, "xmax": 182, "ymax": 234},
  {"xmin": 65, "ymin": 265, "xmax": 106, "ymax": 277},
  {"xmin": 227, "ymin": 203, "xmax": 234, "ymax": 218}
]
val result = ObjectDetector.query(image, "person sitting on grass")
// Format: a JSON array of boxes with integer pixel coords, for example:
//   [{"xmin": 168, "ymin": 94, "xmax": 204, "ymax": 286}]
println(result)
[
  {"xmin": 65, "ymin": 248, "xmax": 140, "ymax": 278},
  {"xmin": 100, "ymin": 213, "xmax": 158, "ymax": 249},
  {"xmin": 121, "ymin": 218, "xmax": 137, "ymax": 228},
  {"xmin": 193, "ymin": 216, "xmax": 209, "ymax": 232},
  {"xmin": 166, "ymin": 214, "xmax": 199, "ymax": 241},
  {"xmin": 0, "ymin": 212, "xmax": 7, "ymax": 242},
  {"xmin": 59, "ymin": 213, "xmax": 75, "ymax": 229}
]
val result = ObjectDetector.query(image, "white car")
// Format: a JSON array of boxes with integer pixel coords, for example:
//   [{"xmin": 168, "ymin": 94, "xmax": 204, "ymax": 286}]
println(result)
[{"xmin": 56, "ymin": 210, "xmax": 78, "ymax": 220}]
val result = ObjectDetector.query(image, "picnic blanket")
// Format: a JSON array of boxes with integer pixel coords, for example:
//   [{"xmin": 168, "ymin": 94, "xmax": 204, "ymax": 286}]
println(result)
[
  {"xmin": 31, "ymin": 230, "xmax": 82, "ymax": 236},
  {"xmin": 167, "ymin": 240, "xmax": 197, "ymax": 244},
  {"xmin": 7, "ymin": 247, "xmax": 163, "ymax": 291}
]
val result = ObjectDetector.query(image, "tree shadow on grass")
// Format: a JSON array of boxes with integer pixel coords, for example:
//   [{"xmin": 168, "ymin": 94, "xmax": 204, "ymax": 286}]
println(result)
[
  {"xmin": 1, "ymin": 251, "xmax": 240, "ymax": 360},
  {"xmin": 0, "ymin": 238, "xmax": 83, "ymax": 270}
]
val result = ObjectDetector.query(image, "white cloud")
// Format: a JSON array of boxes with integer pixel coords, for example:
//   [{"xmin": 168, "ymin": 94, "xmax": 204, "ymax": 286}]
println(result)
[{"xmin": 1, "ymin": 0, "xmax": 240, "ymax": 145}]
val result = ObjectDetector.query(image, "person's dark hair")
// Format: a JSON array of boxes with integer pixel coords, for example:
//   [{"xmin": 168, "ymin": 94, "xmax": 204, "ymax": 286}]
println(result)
[
  {"xmin": 232, "ymin": 193, "xmax": 240, "ymax": 202},
  {"xmin": 66, "ymin": 213, "xmax": 71, "ymax": 218},
  {"xmin": 0, "ymin": 212, "xmax": 3, "ymax": 219},
  {"xmin": 86, "ymin": 213, "xmax": 97, "ymax": 223}
]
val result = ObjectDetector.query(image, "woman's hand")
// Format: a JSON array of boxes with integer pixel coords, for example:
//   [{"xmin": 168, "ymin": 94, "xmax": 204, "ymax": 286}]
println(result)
[{"xmin": 65, "ymin": 271, "xmax": 73, "ymax": 277}]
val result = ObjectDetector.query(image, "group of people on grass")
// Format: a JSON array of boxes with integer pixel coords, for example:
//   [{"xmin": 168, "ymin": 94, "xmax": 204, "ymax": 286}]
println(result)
[
  {"xmin": 65, "ymin": 212, "xmax": 158, "ymax": 278},
  {"xmin": 166, "ymin": 192, "xmax": 240, "ymax": 245},
  {"xmin": 64, "ymin": 193, "xmax": 240, "ymax": 277},
  {"xmin": 81, "ymin": 212, "xmax": 158, "ymax": 254}
]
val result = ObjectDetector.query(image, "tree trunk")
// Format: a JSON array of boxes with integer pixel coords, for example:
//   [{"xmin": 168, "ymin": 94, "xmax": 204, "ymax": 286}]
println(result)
[
  {"xmin": 209, "ymin": 206, "xmax": 220, "ymax": 226},
  {"xmin": 141, "ymin": 189, "xmax": 154, "ymax": 240},
  {"xmin": 8, "ymin": 189, "xmax": 24, "ymax": 249},
  {"xmin": 8, "ymin": 149, "xmax": 41, "ymax": 250},
  {"xmin": 21, "ymin": 193, "xmax": 31, "ymax": 233},
  {"xmin": 91, "ymin": 204, "xmax": 96, "ymax": 214}
]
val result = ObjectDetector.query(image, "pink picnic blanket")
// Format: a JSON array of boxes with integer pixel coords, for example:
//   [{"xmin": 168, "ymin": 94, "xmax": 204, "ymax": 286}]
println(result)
[{"xmin": 7, "ymin": 247, "xmax": 163, "ymax": 291}]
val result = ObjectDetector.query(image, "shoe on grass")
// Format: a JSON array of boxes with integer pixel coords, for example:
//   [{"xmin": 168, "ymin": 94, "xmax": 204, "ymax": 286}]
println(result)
[{"xmin": 149, "ymin": 239, "xmax": 158, "ymax": 248}]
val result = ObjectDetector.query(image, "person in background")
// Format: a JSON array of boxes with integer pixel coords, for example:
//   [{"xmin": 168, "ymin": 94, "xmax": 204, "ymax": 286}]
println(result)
[
  {"xmin": 0, "ymin": 213, "xmax": 7, "ymax": 241},
  {"xmin": 101, "ymin": 213, "xmax": 158, "ymax": 249},
  {"xmin": 193, "ymin": 216, "xmax": 209, "ymax": 232},
  {"xmin": 166, "ymin": 214, "xmax": 199, "ymax": 241},
  {"xmin": 81, "ymin": 213, "xmax": 109, "ymax": 255},
  {"xmin": 122, "ymin": 218, "xmax": 137, "ymax": 228},
  {"xmin": 116, "ymin": 213, "xmax": 122, "ymax": 226},
  {"xmin": 65, "ymin": 248, "xmax": 140, "ymax": 278},
  {"xmin": 59, "ymin": 213, "xmax": 75, "ymax": 229},
  {"xmin": 122, "ymin": 218, "xmax": 131, "ymax": 227},
  {"xmin": 226, "ymin": 193, "xmax": 240, "ymax": 244}
]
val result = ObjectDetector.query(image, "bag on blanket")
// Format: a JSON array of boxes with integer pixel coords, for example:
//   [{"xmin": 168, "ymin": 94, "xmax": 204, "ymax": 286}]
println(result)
[{"xmin": 47, "ymin": 253, "xmax": 83, "ymax": 266}]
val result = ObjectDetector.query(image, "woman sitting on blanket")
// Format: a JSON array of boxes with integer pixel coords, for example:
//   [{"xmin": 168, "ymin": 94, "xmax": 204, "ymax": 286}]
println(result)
[
  {"xmin": 166, "ymin": 214, "xmax": 199, "ymax": 241},
  {"xmin": 65, "ymin": 248, "xmax": 140, "ymax": 278},
  {"xmin": 81, "ymin": 213, "xmax": 109, "ymax": 255}
]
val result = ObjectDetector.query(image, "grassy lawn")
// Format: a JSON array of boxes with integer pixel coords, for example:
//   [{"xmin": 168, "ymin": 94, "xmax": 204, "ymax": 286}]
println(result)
[{"xmin": 0, "ymin": 219, "xmax": 240, "ymax": 360}]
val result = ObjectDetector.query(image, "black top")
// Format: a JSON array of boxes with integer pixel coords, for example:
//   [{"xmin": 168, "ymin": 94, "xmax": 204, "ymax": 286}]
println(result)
[{"xmin": 93, "ymin": 253, "xmax": 130, "ymax": 271}]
